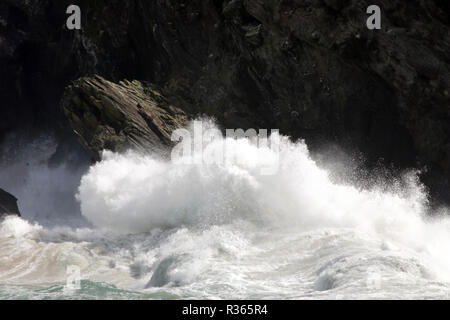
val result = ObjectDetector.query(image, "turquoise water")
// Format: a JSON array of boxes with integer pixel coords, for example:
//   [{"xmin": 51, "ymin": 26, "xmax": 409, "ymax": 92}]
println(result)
[{"xmin": 0, "ymin": 281, "xmax": 179, "ymax": 300}]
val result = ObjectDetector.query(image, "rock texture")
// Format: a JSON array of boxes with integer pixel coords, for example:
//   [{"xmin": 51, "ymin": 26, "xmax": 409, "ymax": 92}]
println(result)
[
  {"xmin": 62, "ymin": 75, "xmax": 187, "ymax": 161},
  {"xmin": 0, "ymin": 188, "xmax": 20, "ymax": 218},
  {"xmin": 0, "ymin": 0, "xmax": 449, "ymax": 204}
]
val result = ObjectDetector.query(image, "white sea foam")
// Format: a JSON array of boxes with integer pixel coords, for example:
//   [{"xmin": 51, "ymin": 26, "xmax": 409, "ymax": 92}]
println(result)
[{"xmin": 1, "ymin": 121, "xmax": 450, "ymax": 299}]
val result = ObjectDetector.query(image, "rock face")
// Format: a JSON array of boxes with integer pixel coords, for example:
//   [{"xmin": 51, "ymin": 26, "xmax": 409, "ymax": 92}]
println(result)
[
  {"xmin": 0, "ymin": 0, "xmax": 449, "ymax": 204},
  {"xmin": 62, "ymin": 75, "xmax": 188, "ymax": 161},
  {"xmin": 0, "ymin": 188, "xmax": 20, "ymax": 218}
]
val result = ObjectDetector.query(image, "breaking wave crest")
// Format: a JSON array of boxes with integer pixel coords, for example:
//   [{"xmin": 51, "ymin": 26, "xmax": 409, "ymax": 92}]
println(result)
[{"xmin": 1, "ymin": 121, "xmax": 450, "ymax": 299}]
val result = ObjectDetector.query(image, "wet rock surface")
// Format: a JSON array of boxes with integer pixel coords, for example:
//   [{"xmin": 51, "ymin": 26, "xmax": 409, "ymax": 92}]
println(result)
[{"xmin": 62, "ymin": 75, "xmax": 187, "ymax": 161}]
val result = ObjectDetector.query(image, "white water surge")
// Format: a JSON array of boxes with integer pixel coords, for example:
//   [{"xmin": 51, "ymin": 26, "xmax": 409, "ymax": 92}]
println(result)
[{"xmin": 1, "ymin": 122, "xmax": 450, "ymax": 299}]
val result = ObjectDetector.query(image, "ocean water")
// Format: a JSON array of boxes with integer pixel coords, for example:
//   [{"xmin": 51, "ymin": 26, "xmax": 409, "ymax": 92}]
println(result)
[{"xmin": 1, "ymin": 124, "xmax": 450, "ymax": 300}]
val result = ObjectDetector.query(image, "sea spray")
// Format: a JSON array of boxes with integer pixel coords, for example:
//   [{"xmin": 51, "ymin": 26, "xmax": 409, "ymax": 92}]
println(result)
[
  {"xmin": 1, "ymin": 121, "xmax": 450, "ymax": 299},
  {"xmin": 0, "ymin": 134, "xmax": 89, "ymax": 226},
  {"xmin": 78, "ymin": 122, "xmax": 428, "ymax": 236}
]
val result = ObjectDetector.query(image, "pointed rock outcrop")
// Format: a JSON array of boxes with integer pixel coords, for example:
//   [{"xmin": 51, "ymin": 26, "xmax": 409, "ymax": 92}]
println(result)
[{"xmin": 62, "ymin": 75, "xmax": 188, "ymax": 161}]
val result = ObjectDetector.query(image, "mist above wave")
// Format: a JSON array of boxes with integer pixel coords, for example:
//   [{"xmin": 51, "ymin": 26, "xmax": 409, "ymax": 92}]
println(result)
[{"xmin": 0, "ymin": 133, "xmax": 89, "ymax": 226}]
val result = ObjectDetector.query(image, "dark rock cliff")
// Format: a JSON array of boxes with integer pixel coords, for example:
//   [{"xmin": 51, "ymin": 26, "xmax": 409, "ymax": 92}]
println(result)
[{"xmin": 0, "ymin": 0, "xmax": 449, "ymax": 204}]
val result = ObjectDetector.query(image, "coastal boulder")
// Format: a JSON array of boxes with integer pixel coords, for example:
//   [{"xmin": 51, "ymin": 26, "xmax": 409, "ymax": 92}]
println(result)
[{"xmin": 61, "ymin": 75, "xmax": 188, "ymax": 161}]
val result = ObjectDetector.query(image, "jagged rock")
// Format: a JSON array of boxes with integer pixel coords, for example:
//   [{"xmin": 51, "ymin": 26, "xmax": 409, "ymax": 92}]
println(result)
[
  {"xmin": 0, "ymin": 188, "xmax": 20, "ymax": 218},
  {"xmin": 62, "ymin": 75, "xmax": 188, "ymax": 161}
]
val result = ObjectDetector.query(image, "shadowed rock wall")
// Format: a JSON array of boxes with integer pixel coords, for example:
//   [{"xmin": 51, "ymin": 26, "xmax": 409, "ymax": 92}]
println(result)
[{"xmin": 0, "ymin": 0, "xmax": 449, "ymax": 204}]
